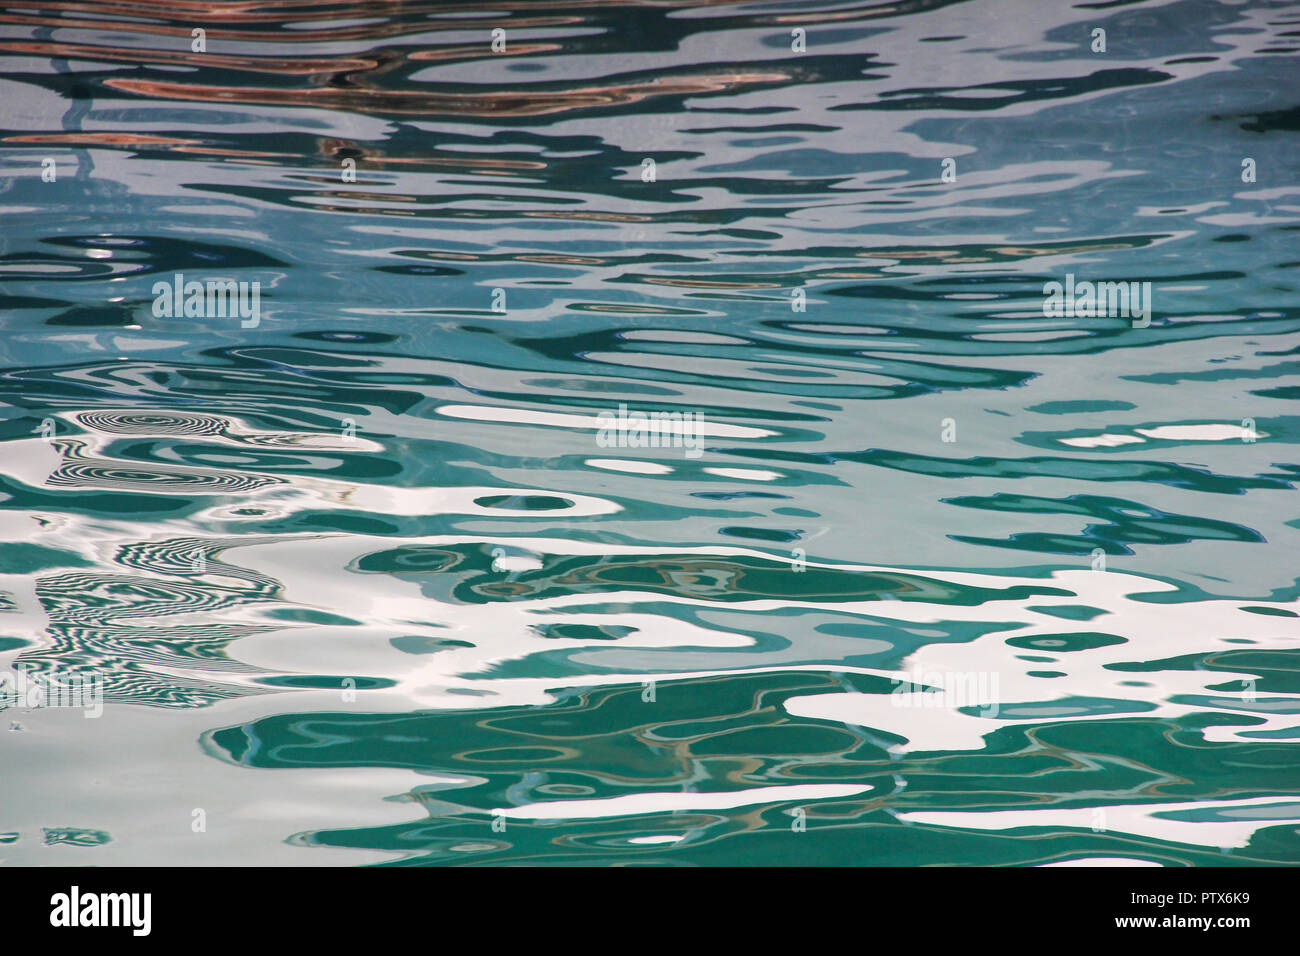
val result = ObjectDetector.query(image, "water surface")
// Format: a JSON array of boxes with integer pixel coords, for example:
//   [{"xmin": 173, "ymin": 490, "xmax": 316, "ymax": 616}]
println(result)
[{"xmin": 1, "ymin": 0, "xmax": 1298, "ymax": 866}]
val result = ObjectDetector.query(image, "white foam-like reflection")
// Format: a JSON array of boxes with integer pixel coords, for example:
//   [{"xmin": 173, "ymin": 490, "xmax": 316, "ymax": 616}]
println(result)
[
  {"xmin": 899, "ymin": 796, "xmax": 1300, "ymax": 849},
  {"xmin": 1060, "ymin": 422, "xmax": 1266, "ymax": 448},
  {"xmin": 436, "ymin": 402, "xmax": 775, "ymax": 438},
  {"xmin": 1037, "ymin": 857, "xmax": 1162, "ymax": 867},
  {"xmin": 585, "ymin": 458, "xmax": 674, "ymax": 475},
  {"xmin": 491, "ymin": 783, "xmax": 872, "ymax": 821}
]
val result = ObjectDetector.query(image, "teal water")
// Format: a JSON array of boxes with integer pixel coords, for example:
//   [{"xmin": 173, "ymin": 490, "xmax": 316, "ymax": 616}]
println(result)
[{"xmin": 1, "ymin": 0, "xmax": 1298, "ymax": 866}]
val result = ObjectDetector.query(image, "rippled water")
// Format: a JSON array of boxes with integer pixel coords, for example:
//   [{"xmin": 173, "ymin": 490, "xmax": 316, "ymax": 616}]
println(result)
[{"xmin": 1, "ymin": 0, "xmax": 1298, "ymax": 866}]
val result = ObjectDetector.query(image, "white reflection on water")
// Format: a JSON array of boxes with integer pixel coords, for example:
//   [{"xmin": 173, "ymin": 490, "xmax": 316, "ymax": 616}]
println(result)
[
  {"xmin": 900, "ymin": 796, "xmax": 1300, "ymax": 849},
  {"xmin": 491, "ymin": 783, "xmax": 873, "ymax": 821}
]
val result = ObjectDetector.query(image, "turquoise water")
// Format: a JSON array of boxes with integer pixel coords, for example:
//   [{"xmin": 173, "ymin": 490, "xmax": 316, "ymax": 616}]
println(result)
[{"xmin": 1, "ymin": 0, "xmax": 1298, "ymax": 866}]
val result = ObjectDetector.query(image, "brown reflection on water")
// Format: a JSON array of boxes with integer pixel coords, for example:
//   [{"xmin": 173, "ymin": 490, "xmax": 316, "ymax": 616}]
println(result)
[
  {"xmin": 0, "ymin": 40, "xmax": 380, "ymax": 75},
  {"xmin": 104, "ymin": 69, "xmax": 790, "ymax": 118},
  {"xmin": 0, "ymin": 7, "xmax": 580, "ymax": 42},
  {"xmin": 12, "ymin": 0, "xmax": 809, "ymax": 121}
]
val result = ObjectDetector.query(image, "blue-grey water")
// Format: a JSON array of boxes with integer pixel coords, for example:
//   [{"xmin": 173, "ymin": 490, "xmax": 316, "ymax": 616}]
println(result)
[{"xmin": 0, "ymin": 0, "xmax": 1298, "ymax": 866}]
